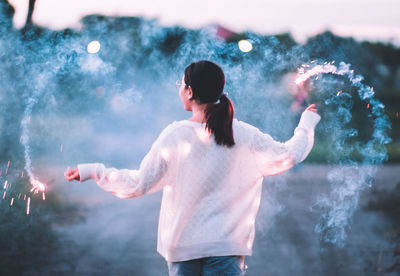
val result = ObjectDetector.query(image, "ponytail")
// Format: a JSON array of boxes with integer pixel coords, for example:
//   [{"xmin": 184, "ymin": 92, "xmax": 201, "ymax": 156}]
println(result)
[{"xmin": 205, "ymin": 93, "xmax": 235, "ymax": 147}]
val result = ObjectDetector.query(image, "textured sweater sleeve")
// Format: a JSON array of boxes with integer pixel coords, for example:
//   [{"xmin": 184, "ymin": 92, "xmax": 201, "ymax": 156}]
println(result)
[
  {"xmin": 77, "ymin": 123, "xmax": 176, "ymax": 198},
  {"xmin": 251, "ymin": 110, "xmax": 321, "ymax": 176}
]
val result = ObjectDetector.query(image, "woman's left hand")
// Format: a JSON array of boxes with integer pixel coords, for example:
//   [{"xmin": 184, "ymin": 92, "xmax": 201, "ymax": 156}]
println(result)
[
  {"xmin": 305, "ymin": 104, "xmax": 318, "ymax": 114},
  {"xmin": 64, "ymin": 167, "xmax": 80, "ymax": 181}
]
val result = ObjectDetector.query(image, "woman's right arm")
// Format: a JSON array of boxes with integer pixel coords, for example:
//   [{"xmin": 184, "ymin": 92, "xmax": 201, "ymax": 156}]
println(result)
[
  {"xmin": 65, "ymin": 122, "xmax": 177, "ymax": 198},
  {"xmin": 251, "ymin": 105, "xmax": 321, "ymax": 176}
]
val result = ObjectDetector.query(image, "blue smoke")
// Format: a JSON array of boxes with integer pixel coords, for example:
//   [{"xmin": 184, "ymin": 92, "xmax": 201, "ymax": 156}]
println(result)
[{"xmin": 0, "ymin": 14, "xmax": 392, "ymax": 250}]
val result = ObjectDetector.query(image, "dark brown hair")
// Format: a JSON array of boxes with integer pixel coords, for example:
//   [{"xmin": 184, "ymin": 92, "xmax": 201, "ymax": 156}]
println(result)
[{"xmin": 184, "ymin": 60, "xmax": 235, "ymax": 147}]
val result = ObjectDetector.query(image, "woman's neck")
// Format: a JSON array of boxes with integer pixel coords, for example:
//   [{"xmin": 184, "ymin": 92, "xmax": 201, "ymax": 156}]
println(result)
[{"xmin": 188, "ymin": 103, "xmax": 208, "ymax": 123}]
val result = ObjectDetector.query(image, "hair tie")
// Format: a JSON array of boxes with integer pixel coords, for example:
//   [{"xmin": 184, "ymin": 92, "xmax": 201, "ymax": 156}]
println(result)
[{"xmin": 215, "ymin": 92, "xmax": 228, "ymax": 104}]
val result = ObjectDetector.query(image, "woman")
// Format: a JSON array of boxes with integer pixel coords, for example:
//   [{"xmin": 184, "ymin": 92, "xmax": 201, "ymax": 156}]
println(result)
[{"xmin": 65, "ymin": 60, "xmax": 320, "ymax": 276}]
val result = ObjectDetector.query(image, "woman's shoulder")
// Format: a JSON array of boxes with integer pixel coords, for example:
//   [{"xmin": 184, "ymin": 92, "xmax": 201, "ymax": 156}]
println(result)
[
  {"xmin": 233, "ymin": 118, "xmax": 262, "ymax": 134},
  {"xmin": 158, "ymin": 120, "xmax": 198, "ymax": 138}
]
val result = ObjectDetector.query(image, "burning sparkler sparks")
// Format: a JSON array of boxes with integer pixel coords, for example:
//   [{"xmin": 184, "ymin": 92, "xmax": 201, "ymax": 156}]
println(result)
[
  {"xmin": 295, "ymin": 62, "xmax": 337, "ymax": 85},
  {"xmin": 5, "ymin": 160, "xmax": 10, "ymax": 175},
  {"xmin": 21, "ymin": 101, "xmax": 48, "ymax": 195},
  {"xmin": 30, "ymin": 179, "xmax": 46, "ymax": 193},
  {"xmin": 26, "ymin": 197, "xmax": 31, "ymax": 215}
]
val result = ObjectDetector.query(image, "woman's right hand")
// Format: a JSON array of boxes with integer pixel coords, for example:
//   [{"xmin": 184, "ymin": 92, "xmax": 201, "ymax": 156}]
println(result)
[
  {"xmin": 64, "ymin": 167, "xmax": 80, "ymax": 181},
  {"xmin": 306, "ymin": 104, "xmax": 318, "ymax": 114}
]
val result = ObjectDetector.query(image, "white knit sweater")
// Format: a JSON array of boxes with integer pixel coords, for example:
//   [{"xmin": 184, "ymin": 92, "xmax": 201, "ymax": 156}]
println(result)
[{"xmin": 78, "ymin": 110, "xmax": 321, "ymax": 262}]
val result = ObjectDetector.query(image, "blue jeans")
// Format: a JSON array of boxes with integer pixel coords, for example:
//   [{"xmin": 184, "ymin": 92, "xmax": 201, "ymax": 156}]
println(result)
[{"xmin": 167, "ymin": 255, "xmax": 247, "ymax": 276}]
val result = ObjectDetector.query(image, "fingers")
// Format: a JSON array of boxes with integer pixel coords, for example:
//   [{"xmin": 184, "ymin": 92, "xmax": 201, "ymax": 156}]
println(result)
[
  {"xmin": 306, "ymin": 104, "xmax": 318, "ymax": 114},
  {"xmin": 64, "ymin": 167, "xmax": 79, "ymax": 181},
  {"xmin": 72, "ymin": 170, "xmax": 80, "ymax": 181}
]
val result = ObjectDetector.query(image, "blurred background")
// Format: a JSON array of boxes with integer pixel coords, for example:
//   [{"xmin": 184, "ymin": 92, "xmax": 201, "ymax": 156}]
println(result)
[{"xmin": 0, "ymin": 0, "xmax": 399, "ymax": 275}]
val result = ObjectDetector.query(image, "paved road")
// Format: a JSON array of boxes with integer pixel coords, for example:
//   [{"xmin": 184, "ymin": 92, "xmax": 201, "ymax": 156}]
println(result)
[{"xmin": 49, "ymin": 165, "xmax": 400, "ymax": 276}]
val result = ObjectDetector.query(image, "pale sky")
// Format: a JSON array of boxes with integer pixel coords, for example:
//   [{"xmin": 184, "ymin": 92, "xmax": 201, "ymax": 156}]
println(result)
[{"xmin": 8, "ymin": 0, "xmax": 400, "ymax": 45}]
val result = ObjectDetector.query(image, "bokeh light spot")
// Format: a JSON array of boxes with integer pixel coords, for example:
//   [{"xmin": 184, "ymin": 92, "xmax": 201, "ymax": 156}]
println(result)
[
  {"xmin": 87, "ymin": 40, "xmax": 101, "ymax": 54},
  {"xmin": 238, "ymin": 40, "xmax": 253, "ymax": 53}
]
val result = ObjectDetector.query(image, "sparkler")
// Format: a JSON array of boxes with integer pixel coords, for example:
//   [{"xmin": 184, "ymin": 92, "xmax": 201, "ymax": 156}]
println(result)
[
  {"xmin": 21, "ymin": 112, "xmax": 47, "ymax": 194},
  {"xmin": 295, "ymin": 62, "xmax": 337, "ymax": 85}
]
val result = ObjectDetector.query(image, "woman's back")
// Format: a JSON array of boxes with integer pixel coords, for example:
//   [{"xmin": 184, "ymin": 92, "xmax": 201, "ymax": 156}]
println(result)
[{"xmin": 157, "ymin": 119, "xmax": 262, "ymax": 262}]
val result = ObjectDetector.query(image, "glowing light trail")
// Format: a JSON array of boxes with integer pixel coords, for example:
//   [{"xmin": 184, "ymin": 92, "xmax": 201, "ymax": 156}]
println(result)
[{"xmin": 26, "ymin": 197, "xmax": 30, "ymax": 215}]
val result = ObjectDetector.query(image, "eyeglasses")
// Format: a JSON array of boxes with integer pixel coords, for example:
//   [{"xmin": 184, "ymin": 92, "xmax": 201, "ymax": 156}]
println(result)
[{"xmin": 176, "ymin": 80, "xmax": 189, "ymax": 89}]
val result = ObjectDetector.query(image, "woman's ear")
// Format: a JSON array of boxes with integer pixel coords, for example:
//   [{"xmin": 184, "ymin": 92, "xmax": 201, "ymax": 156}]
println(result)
[{"xmin": 187, "ymin": 86, "xmax": 194, "ymax": 100}]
